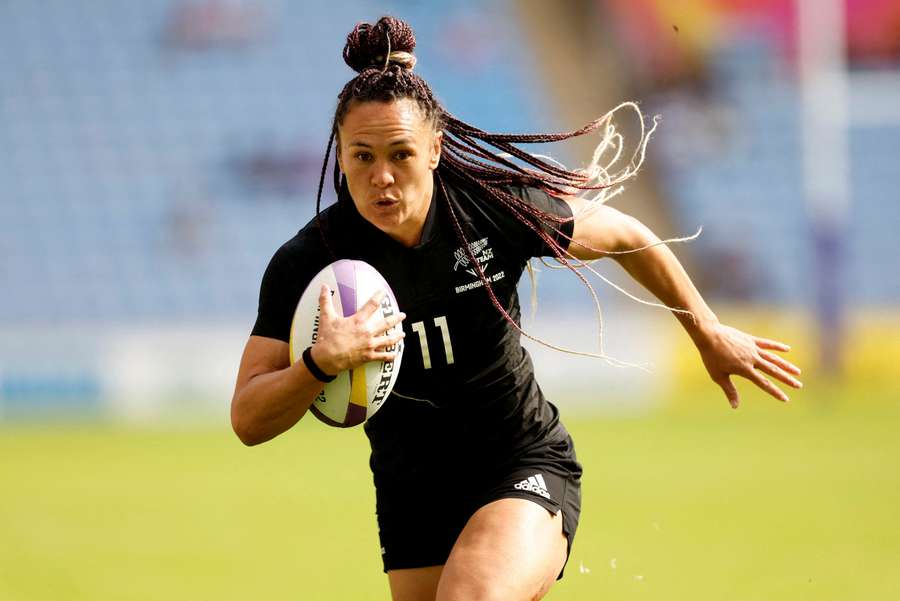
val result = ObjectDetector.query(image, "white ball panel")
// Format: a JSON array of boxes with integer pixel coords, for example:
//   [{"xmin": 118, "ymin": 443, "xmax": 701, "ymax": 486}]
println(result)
[{"xmin": 289, "ymin": 260, "xmax": 403, "ymax": 428}]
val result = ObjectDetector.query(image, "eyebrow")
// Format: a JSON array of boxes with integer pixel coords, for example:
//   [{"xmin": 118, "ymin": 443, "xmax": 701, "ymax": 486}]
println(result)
[{"xmin": 349, "ymin": 138, "xmax": 416, "ymax": 148}]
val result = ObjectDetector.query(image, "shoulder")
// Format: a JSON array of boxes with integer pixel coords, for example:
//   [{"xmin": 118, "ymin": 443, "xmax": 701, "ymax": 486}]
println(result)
[
  {"xmin": 438, "ymin": 172, "xmax": 503, "ymax": 228},
  {"xmin": 272, "ymin": 203, "xmax": 344, "ymax": 263},
  {"xmin": 437, "ymin": 171, "xmax": 573, "ymax": 257},
  {"xmin": 503, "ymin": 183, "xmax": 572, "ymax": 219},
  {"xmin": 261, "ymin": 203, "xmax": 348, "ymax": 289},
  {"xmin": 441, "ymin": 172, "xmax": 569, "ymax": 220},
  {"xmin": 252, "ymin": 205, "xmax": 345, "ymax": 342}
]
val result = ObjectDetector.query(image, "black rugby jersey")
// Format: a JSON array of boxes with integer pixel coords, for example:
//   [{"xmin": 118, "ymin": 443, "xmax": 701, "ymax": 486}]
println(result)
[{"xmin": 252, "ymin": 173, "xmax": 576, "ymax": 485}]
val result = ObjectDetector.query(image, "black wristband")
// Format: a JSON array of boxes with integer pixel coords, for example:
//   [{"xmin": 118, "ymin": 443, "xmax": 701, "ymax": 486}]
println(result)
[{"xmin": 302, "ymin": 346, "xmax": 336, "ymax": 383}]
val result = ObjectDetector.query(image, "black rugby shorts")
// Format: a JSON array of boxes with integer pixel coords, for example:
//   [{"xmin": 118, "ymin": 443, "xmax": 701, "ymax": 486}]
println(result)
[{"xmin": 374, "ymin": 435, "xmax": 582, "ymax": 578}]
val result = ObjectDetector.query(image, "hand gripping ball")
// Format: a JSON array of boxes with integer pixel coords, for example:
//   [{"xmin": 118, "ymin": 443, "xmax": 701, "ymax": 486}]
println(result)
[{"xmin": 289, "ymin": 260, "xmax": 404, "ymax": 427}]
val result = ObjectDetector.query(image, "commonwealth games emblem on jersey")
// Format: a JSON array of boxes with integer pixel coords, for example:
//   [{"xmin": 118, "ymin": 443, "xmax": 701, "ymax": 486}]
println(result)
[
  {"xmin": 452, "ymin": 237, "xmax": 505, "ymax": 294},
  {"xmin": 453, "ymin": 237, "xmax": 492, "ymax": 275}
]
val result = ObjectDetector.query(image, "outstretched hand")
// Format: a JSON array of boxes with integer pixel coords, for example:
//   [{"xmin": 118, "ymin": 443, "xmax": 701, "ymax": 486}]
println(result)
[
  {"xmin": 695, "ymin": 323, "xmax": 802, "ymax": 408},
  {"xmin": 309, "ymin": 285, "xmax": 406, "ymax": 376}
]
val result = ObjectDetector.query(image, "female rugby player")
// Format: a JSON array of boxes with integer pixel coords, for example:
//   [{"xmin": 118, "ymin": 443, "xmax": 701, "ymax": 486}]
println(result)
[{"xmin": 231, "ymin": 16, "xmax": 802, "ymax": 601}]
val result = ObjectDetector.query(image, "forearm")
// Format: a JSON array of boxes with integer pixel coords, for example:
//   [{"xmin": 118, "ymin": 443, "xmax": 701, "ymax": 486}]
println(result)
[
  {"xmin": 231, "ymin": 361, "xmax": 324, "ymax": 446},
  {"xmin": 609, "ymin": 216, "xmax": 718, "ymax": 344},
  {"xmin": 566, "ymin": 201, "xmax": 800, "ymax": 406}
]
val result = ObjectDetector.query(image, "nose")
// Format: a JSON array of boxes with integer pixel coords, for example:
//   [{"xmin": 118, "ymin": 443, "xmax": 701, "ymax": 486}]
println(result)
[{"xmin": 370, "ymin": 161, "xmax": 394, "ymax": 189}]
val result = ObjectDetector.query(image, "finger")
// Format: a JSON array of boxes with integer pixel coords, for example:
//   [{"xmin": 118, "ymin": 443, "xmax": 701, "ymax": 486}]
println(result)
[
  {"xmin": 384, "ymin": 330, "xmax": 406, "ymax": 347},
  {"xmin": 379, "ymin": 312, "xmax": 407, "ymax": 333},
  {"xmin": 717, "ymin": 376, "xmax": 740, "ymax": 409},
  {"xmin": 358, "ymin": 289, "xmax": 387, "ymax": 320},
  {"xmin": 755, "ymin": 337, "xmax": 791, "ymax": 352},
  {"xmin": 371, "ymin": 330, "xmax": 406, "ymax": 351},
  {"xmin": 366, "ymin": 349, "xmax": 401, "ymax": 362},
  {"xmin": 318, "ymin": 285, "xmax": 337, "ymax": 318},
  {"xmin": 759, "ymin": 350, "xmax": 802, "ymax": 376},
  {"xmin": 746, "ymin": 369, "xmax": 789, "ymax": 402},
  {"xmin": 756, "ymin": 359, "xmax": 803, "ymax": 389}
]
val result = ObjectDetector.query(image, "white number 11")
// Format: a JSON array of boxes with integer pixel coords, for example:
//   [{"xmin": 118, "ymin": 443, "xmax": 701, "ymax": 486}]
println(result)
[{"xmin": 410, "ymin": 315, "xmax": 454, "ymax": 369}]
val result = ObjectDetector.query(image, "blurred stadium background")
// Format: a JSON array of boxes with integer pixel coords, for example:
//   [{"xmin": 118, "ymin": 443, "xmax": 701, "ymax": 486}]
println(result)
[{"xmin": 1, "ymin": 1, "xmax": 898, "ymax": 599}]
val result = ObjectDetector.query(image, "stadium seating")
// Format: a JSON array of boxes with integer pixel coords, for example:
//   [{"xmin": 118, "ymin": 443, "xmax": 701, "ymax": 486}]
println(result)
[
  {"xmin": 650, "ymin": 37, "xmax": 900, "ymax": 305},
  {"xmin": 0, "ymin": 0, "xmax": 557, "ymax": 323},
  {"xmin": 1, "ymin": 1, "xmax": 897, "ymax": 329}
]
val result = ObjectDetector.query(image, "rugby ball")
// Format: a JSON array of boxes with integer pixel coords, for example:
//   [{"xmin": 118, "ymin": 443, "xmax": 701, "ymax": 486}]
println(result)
[{"xmin": 289, "ymin": 260, "xmax": 403, "ymax": 427}]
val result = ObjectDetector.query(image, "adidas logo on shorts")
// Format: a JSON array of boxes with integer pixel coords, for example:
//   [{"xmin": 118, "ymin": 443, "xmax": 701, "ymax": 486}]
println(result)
[{"xmin": 514, "ymin": 474, "xmax": 551, "ymax": 500}]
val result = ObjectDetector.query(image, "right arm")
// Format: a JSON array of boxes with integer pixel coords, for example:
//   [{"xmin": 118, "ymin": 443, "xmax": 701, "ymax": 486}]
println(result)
[
  {"xmin": 231, "ymin": 286, "xmax": 405, "ymax": 446},
  {"xmin": 230, "ymin": 335, "xmax": 324, "ymax": 446}
]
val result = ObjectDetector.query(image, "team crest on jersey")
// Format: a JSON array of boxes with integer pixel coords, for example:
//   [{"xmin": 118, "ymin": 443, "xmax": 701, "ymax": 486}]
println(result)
[{"xmin": 452, "ymin": 237, "xmax": 505, "ymax": 294}]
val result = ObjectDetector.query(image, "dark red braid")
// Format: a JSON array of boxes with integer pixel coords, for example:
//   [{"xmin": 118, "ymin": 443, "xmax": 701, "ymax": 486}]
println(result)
[
  {"xmin": 342, "ymin": 17, "xmax": 416, "ymax": 73},
  {"xmin": 314, "ymin": 16, "xmax": 626, "ymax": 337}
]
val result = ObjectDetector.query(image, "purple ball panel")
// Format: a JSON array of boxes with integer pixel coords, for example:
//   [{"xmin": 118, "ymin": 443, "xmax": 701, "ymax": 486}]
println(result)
[
  {"xmin": 356, "ymin": 261, "xmax": 400, "ymax": 312},
  {"xmin": 331, "ymin": 259, "xmax": 357, "ymax": 317},
  {"xmin": 310, "ymin": 405, "xmax": 353, "ymax": 428},
  {"xmin": 345, "ymin": 402, "xmax": 367, "ymax": 427}
]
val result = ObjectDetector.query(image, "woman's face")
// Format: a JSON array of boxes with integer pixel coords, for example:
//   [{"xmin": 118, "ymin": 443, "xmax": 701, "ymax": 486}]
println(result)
[{"xmin": 337, "ymin": 98, "xmax": 442, "ymax": 247}]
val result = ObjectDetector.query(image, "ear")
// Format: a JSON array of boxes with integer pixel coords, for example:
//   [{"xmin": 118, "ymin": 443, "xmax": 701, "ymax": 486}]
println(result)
[{"xmin": 429, "ymin": 130, "xmax": 443, "ymax": 170}]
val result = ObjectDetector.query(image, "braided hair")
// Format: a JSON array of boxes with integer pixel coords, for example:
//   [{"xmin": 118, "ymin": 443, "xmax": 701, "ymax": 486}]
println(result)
[{"xmin": 316, "ymin": 16, "xmax": 677, "ymax": 363}]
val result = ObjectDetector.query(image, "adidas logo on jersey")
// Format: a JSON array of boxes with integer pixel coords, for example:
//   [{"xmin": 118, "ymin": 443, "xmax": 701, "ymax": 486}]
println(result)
[{"xmin": 514, "ymin": 474, "xmax": 551, "ymax": 500}]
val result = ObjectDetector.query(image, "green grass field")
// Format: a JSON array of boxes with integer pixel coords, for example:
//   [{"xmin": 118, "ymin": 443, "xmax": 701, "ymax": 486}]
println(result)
[{"xmin": 2, "ymin": 382, "xmax": 898, "ymax": 601}]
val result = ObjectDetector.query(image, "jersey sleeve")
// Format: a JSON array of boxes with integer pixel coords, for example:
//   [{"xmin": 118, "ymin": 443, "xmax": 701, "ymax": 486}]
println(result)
[
  {"xmin": 250, "ymin": 241, "xmax": 305, "ymax": 343},
  {"xmin": 503, "ymin": 185, "xmax": 575, "ymax": 259}
]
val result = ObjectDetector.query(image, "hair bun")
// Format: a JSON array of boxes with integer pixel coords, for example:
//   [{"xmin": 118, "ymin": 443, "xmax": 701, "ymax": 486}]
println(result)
[{"xmin": 343, "ymin": 16, "xmax": 417, "ymax": 73}]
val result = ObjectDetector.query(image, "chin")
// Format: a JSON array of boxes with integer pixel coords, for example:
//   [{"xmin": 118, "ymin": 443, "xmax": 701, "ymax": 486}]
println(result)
[{"xmin": 365, "ymin": 212, "xmax": 403, "ymax": 233}]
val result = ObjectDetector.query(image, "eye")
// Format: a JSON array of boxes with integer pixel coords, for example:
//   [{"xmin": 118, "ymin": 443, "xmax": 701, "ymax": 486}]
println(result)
[
  {"xmin": 394, "ymin": 150, "xmax": 413, "ymax": 161},
  {"xmin": 355, "ymin": 152, "xmax": 373, "ymax": 162}
]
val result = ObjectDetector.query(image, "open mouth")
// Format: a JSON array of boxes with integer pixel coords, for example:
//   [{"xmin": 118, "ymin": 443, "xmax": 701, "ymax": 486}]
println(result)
[{"xmin": 374, "ymin": 198, "xmax": 399, "ymax": 208}]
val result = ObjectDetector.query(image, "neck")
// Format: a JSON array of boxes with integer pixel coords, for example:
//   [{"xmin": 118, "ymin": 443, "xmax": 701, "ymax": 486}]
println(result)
[{"xmin": 389, "ymin": 179, "xmax": 434, "ymax": 248}]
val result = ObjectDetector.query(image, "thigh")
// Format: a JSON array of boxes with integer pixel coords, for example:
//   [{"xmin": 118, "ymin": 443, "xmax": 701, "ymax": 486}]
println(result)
[
  {"xmin": 388, "ymin": 566, "xmax": 443, "ymax": 601},
  {"xmin": 436, "ymin": 498, "xmax": 567, "ymax": 601}
]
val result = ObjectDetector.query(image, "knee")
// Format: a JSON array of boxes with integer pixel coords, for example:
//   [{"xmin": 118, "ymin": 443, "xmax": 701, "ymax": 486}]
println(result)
[
  {"xmin": 438, "ymin": 586, "xmax": 551, "ymax": 601},
  {"xmin": 436, "ymin": 569, "xmax": 554, "ymax": 601},
  {"xmin": 436, "ymin": 581, "xmax": 509, "ymax": 601},
  {"xmin": 531, "ymin": 578, "xmax": 555, "ymax": 601}
]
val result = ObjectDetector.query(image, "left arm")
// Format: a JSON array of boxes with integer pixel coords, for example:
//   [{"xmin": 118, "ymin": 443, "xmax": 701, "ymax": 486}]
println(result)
[{"xmin": 563, "ymin": 197, "xmax": 802, "ymax": 408}]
